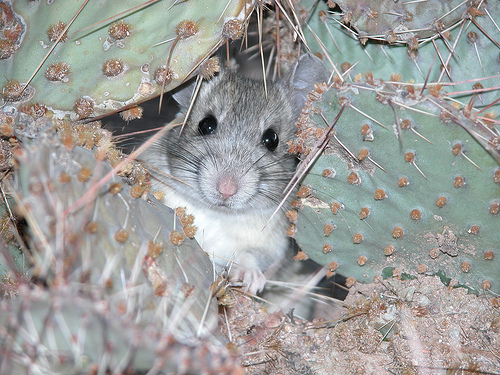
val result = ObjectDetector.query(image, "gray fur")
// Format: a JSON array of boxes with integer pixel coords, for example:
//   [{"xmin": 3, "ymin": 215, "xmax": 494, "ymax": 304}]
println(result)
[{"xmin": 142, "ymin": 54, "xmax": 329, "ymax": 293}]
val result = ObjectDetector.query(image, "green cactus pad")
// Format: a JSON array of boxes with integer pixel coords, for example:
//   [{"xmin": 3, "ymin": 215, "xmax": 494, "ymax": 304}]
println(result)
[
  {"xmin": 291, "ymin": 81, "xmax": 500, "ymax": 295},
  {"xmin": 0, "ymin": 286, "xmax": 238, "ymax": 373},
  {"xmin": 331, "ymin": 0, "xmax": 466, "ymax": 41},
  {"xmin": 0, "ymin": 0, "xmax": 251, "ymax": 118},
  {"xmin": 302, "ymin": 0, "xmax": 500, "ymax": 116},
  {"xmin": 6, "ymin": 123, "xmax": 219, "ymax": 341}
]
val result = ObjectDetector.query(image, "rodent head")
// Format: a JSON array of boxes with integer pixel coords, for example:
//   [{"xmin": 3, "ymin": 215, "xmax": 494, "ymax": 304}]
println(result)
[
  {"xmin": 156, "ymin": 72, "xmax": 298, "ymax": 213},
  {"xmin": 147, "ymin": 54, "xmax": 329, "ymax": 214}
]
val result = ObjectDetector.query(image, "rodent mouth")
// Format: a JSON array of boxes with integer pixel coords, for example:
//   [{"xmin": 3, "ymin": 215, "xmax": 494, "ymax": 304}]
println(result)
[
  {"xmin": 208, "ymin": 195, "xmax": 251, "ymax": 212},
  {"xmin": 211, "ymin": 198, "xmax": 240, "ymax": 210}
]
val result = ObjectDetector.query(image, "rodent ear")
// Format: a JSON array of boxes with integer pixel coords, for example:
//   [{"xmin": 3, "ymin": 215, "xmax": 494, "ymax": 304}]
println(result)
[
  {"xmin": 285, "ymin": 54, "xmax": 330, "ymax": 116},
  {"xmin": 171, "ymin": 79, "xmax": 197, "ymax": 109}
]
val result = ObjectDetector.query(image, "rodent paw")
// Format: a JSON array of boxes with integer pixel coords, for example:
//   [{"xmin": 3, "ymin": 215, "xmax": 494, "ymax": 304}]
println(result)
[{"xmin": 232, "ymin": 267, "xmax": 267, "ymax": 295}]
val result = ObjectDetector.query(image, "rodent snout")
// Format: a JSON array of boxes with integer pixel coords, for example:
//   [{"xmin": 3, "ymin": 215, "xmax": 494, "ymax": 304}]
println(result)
[
  {"xmin": 199, "ymin": 162, "xmax": 259, "ymax": 209},
  {"xmin": 217, "ymin": 176, "xmax": 238, "ymax": 199}
]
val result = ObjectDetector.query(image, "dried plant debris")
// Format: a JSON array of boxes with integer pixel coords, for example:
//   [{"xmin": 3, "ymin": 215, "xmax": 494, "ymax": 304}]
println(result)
[{"xmin": 222, "ymin": 276, "xmax": 500, "ymax": 374}]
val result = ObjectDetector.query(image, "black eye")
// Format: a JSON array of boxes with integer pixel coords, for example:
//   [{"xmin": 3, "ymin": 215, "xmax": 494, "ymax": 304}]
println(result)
[
  {"xmin": 198, "ymin": 115, "xmax": 217, "ymax": 135},
  {"xmin": 261, "ymin": 128, "xmax": 279, "ymax": 152}
]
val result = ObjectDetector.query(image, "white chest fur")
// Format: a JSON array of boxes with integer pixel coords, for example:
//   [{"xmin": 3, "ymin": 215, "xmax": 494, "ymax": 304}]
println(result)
[{"xmin": 160, "ymin": 185, "xmax": 288, "ymax": 273}]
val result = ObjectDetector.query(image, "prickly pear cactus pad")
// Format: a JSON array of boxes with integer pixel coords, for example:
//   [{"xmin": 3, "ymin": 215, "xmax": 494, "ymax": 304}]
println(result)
[
  {"xmin": 0, "ymin": 120, "xmax": 237, "ymax": 372},
  {"xmin": 5, "ymin": 120, "xmax": 219, "ymax": 338},
  {"xmin": 0, "ymin": 286, "xmax": 239, "ymax": 374},
  {"xmin": 302, "ymin": 0, "xmax": 500, "ymax": 114},
  {"xmin": 0, "ymin": 0, "xmax": 251, "ymax": 119},
  {"xmin": 331, "ymin": 0, "xmax": 466, "ymax": 40},
  {"xmin": 290, "ymin": 80, "xmax": 500, "ymax": 295},
  {"xmin": 284, "ymin": 0, "xmax": 500, "ymax": 294}
]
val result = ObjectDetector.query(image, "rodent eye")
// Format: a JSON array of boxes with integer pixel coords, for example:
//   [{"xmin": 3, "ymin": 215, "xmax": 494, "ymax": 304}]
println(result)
[
  {"xmin": 261, "ymin": 128, "xmax": 279, "ymax": 152},
  {"xmin": 198, "ymin": 115, "xmax": 217, "ymax": 135}
]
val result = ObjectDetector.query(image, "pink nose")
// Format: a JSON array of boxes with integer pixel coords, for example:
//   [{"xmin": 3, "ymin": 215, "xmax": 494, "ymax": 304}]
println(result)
[{"xmin": 218, "ymin": 177, "xmax": 238, "ymax": 199}]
